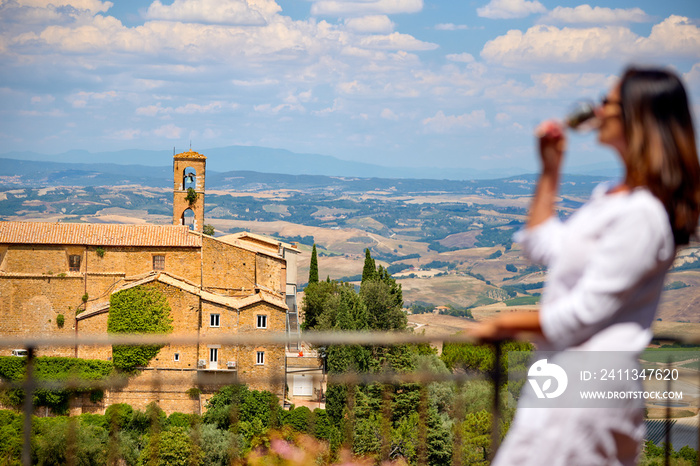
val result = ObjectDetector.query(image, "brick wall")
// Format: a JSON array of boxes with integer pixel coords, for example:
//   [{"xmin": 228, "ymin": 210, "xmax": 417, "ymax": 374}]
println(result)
[{"xmin": 173, "ymin": 156, "xmax": 205, "ymax": 232}]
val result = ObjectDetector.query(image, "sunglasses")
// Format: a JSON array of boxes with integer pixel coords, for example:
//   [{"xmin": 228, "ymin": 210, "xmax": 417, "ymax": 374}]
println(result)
[{"xmin": 600, "ymin": 95, "xmax": 621, "ymax": 107}]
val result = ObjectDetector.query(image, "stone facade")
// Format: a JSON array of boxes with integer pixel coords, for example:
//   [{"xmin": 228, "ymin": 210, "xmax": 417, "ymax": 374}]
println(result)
[{"xmin": 0, "ymin": 149, "xmax": 303, "ymax": 415}]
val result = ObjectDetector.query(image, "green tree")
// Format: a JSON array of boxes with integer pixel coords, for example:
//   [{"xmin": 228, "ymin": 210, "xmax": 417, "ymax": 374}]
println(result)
[
  {"xmin": 361, "ymin": 248, "xmax": 377, "ymax": 283},
  {"xmin": 360, "ymin": 280, "xmax": 406, "ymax": 331},
  {"xmin": 203, "ymin": 224, "xmax": 215, "ymax": 236},
  {"xmin": 309, "ymin": 243, "xmax": 319, "ymax": 285},
  {"xmin": 107, "ymin": 285, "xmax": 174, "ymax": 372},
  {"xmin": 301, "ymin": 280, "xmax": 335, "ymax": 330},
  {"xmin": 138, "ymin": 426, "xmax": 202, "ymax": 466}
]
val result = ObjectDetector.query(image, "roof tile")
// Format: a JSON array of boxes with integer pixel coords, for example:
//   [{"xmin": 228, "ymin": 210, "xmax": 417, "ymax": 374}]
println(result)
[{"xmin": 0, "ymin": 222, "xmax": 201, "ymax": 247}]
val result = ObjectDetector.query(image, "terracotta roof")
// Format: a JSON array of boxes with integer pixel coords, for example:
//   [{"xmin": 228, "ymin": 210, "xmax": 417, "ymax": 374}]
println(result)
[
  {"xmin": 0, "ymin": 222, "xmax": 201, "ymax": 247},
  {"xmin": 76, "ymin": 272, "xmax": 287, "ymax": 321},
  {"xmin": 174, "ymin": 150, "xmax": 206, "ymax": 159}
]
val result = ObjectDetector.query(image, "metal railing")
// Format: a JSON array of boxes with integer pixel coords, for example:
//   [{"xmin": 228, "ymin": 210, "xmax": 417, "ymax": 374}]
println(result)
[{"xmin": 1, "ymin": 331, "xmax": 698, "ymax": 465}]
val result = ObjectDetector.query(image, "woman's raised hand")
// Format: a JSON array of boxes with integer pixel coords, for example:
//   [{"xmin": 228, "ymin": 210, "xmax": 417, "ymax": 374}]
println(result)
[{"xmin": 535, "ymin": 120, "xmax": 566, "ymax": 174}]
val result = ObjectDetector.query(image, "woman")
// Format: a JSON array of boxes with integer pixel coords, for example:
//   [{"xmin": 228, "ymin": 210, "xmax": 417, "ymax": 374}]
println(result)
[{"xmin": 475, "ymin": 67, "xmax": 700, "ymax": 465}]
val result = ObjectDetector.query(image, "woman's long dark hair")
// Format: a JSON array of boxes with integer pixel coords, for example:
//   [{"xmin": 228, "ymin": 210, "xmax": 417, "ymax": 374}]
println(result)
[{"xmin": 620, "ymin": 67, "xmax": 700, "ymax": 245}]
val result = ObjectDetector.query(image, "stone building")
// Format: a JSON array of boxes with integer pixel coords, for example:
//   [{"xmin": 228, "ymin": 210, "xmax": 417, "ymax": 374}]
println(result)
[{"xmin": 0, "ymin": 150, "xmax": 301, "ymax": 414}]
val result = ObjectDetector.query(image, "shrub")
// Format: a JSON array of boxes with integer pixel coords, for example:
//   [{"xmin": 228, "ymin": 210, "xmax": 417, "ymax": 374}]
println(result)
[
  {"xmin": 186, "ymin": 387, "xmax": 201, "ymax": 400},
  {"xmin": 185, "ymin": 187, "xmax": 198, "ymax": 205},
  {"xmin": 56, "ymin": 314, "xmax": 65, "ymax": 328},
  {"xmin": 96, "ymin": 247, "xmax": 105, "ymax": 258}
]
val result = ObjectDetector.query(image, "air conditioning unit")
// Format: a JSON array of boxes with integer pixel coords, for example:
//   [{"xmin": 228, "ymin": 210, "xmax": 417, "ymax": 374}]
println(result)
[
  {"xmin": 227, "ymin": 361, "xmax": 236, "ymax": 369},
  {"xmin": 197, "ymin": 359, "xmax": 206, "ymax": 367}
]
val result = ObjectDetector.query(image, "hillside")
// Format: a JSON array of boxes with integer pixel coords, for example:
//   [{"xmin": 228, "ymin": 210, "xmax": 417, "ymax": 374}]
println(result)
[{"xmin": 1, "ymin": 161, "xmax": 698, "ymax": 324}]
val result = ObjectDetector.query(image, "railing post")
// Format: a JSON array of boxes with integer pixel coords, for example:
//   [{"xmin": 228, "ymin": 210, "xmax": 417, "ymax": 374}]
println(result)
[
  {"xmin": 664, "ymin": 354, "xmax": 672, "ymax": 466},
  {"xmin": 21, "ymin": 346, "xmax": 35, "ymax": 466},
  {"xmin": 489, "ymin": 340, "xmax": 503, "ymax": 461}
]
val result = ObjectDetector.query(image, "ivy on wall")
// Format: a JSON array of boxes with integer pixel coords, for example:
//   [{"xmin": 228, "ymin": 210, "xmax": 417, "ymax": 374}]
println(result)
[{"xmin": 107, "ymin": 285, "xmax": 173, "ymax": 372}]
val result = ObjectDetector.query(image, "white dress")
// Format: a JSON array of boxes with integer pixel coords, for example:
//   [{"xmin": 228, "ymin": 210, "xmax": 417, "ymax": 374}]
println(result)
[{"xmin": 492, "ymin": 183, "xmax": 675, "ymax": 466}]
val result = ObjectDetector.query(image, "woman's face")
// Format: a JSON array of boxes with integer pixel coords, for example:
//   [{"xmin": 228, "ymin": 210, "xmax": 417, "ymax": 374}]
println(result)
[{"xmin": 597, "ymin": 84, "xmax": 627, "ymax": 156}]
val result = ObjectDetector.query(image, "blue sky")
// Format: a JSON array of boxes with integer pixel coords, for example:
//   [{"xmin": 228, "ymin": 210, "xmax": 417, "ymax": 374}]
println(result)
[{"xmin": 1, "ymin": 0, "xmax": 699, "ymax": 173}]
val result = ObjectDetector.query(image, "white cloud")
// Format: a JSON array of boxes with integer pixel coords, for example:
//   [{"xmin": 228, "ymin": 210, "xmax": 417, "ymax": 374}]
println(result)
[
  {"xmin": 136, "ymin": 101, "xmax": 230, "ymax": 116},
  {"xmin": 477, "ymin": 0, "xmax": 546, "ymax": 20},
  {"xmin": 338, "ymin": 80, "xmax": 365, "ymax": 94},
  {"xmin": 231, "ymin": 78, "xmax": 279, "ymax": 87},
  {"xmin": 380, "ymin": 108, "xmax": 399, "ymax": 120},
  {"xmin": 66, "ymin": 90, "xmax": 118, "ymax": 108},
  {"xmin": 111, "ymin": 128, "xmax": 141, "ymax": 140},
  {"xmin": 422, "ymin": 110, "xmax": 489, "ymax": 133},
  {"xmin": 684, "ymin": 63, "xmax": 700, "ymax": 85},
  {"xmin": 344, "ymin": 15, "xmax": 394, "ymax": 34},
  {"xmin": 144, "ymin": 0, "xmax": 280, "ymax": 26},
  {"xmin": 253, "ymin": 101, "xmax": 305, "ymax": 114},
  {"xmin": 18, "ymin": 108, "xmax": 66, "ymax": 117},
  {"xmin": 311, "ymin": 0, "xmax": 423, "ymax": 17},
  {"xmin": 13, "ymin": 0, "xmax": 112, "ymax": 13},
  {"xmin": 495, "ymin": 112, "xmax": 510, "ymax": 122},
  {"xmin": 482, "ymin": 72, "xmax": 612, "ymax": 102},
  {"xmin": 435, "ymin": 23, "xmax": 469, "ymax": 31},
  {"xmin": 153, "ymin": 124, "xmax": 183, "ymax": 139},
  {"xmin": 358, "ymin": 32, "xmax": 438, "ymax": 51},
  {"xmin": 446, "ymin": 53, "xmax": 474, "ymax": 63},
  {"xmin": 30, "ymin": 95, "xmax": 55, "ymax": 104},
  {"xmin": 232, "ymin": 78, "xmax": 279, "ymax": 86},
  {"xmin": 136, "ymin": 103, "xmax": 163, "ymax": 117},
  {"xmin": 202, "ymin": 128, "xmax": 218, "ymax": 139},
  {"xmin": 539, "ymin": 6, "xmax": 651, "ymax": 25},
  {"xmin": 174, "ymin": 102, "xmax": 225, "ymax": 114},
  {"xmin": 643, "ymin": 16, "xmax": 700, "ymax": 58},
  {"xmin": 481, "ymin": 16, "xmax": 700, "ymax": 68}
]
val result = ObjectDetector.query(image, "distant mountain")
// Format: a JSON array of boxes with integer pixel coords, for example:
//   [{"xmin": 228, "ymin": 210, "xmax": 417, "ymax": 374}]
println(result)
[
  {"xmin": 0, "ymin": 146, "xmax": 620, "ymax": 180},
  {"xmin": 0, "ymin": 157, "xmax": 613, "ymax": 199}
]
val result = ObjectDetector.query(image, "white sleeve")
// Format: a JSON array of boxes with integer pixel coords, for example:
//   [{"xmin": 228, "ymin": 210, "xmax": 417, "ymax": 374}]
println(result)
[
  {"xmin": 539, "ymin": 205, "xmax": 673, "ymax": 348},
  {"xmin": 513, "ymin": 216, "xmax": 564, "ymax": 266}
]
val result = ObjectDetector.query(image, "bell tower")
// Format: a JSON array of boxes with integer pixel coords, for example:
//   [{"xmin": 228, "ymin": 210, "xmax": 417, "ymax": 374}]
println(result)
[{"xmin": 173, "ymin": 149, "xmax": 206, "ymax": 232}]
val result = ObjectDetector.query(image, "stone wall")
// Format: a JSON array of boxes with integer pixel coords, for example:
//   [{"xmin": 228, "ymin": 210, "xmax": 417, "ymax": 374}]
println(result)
[
  {"xmin": 0, "ymin": 275, "xmax": 82, "ymax": 357},
  {"xmin": 201, "ymin": 235, "xmax": 256, "ymax": 296},
  {"xmin": 236, "ymin": 302, "xmax": 285, "ymax": 398},
  {"xmin": 255, "ymin": 252, "xmax": 286, "ymax": 295},
  {"xmin": 0, "ymin": 222, "xmax": 291, "ymax": 414}
]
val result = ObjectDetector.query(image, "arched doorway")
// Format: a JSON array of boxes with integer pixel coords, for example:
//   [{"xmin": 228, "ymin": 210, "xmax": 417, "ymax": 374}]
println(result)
[{"xmin": 181, "ymin": 208, "xmax": 196, "ymax": 231}]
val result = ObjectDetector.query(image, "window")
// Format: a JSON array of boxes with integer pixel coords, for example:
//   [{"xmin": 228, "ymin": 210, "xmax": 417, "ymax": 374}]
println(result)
[
  {"xmin": 69, "ymin": 255, "xmax": 81, "ymax": 272},
  {"xmin": 256, "ymin": 315, "xmax": 268, "ymax": 329},
  {"xmin": 153, "ymin": 255, "xmax": 165, "ymax": 270},
  {"xmin": 174, "ymin": 353, "xmax": 180, "ymax": 362},
  {"xmin": 256, "ymin": 351, "xmax": 265, "ymax": 365},
  {"xmin": 210, "ymin": 314, "xmax": 220, "ymax": 327},
  {"xmin": 210, "ymin": 348, "xmax": 218, "ymax": 363}
]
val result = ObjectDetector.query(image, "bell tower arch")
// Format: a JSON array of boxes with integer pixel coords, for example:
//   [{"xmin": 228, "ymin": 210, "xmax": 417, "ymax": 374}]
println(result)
[{"xmin": 173, "ymin": 149, "xmax": 206, "ymax": 232}]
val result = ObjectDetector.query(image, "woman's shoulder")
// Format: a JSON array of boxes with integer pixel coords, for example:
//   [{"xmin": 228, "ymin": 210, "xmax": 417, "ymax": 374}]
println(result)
[{"xmin": 581, "ymin": 184, "xmax": 672, "ymax": 237}]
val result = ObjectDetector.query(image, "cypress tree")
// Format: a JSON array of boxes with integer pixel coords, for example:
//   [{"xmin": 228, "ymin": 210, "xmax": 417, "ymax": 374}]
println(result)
[
  {"xmin": 361, "ymin": 248, "xmax": 376, "ymax": 283},
  {"xmin": 309, "ymin": 244, "xmax": 319, "ymax": 284}
]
